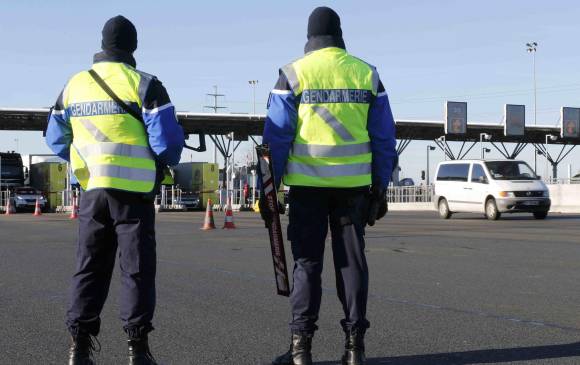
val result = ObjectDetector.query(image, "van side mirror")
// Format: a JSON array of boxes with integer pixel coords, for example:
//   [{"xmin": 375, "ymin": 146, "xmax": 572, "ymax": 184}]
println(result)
[
  {"xmin": 536, "ymin": 175, "xmax": 542, "ymax": 180},
  {"xmin": 479, "ymin": 176, "xmax": 488, "ymax": 184}
]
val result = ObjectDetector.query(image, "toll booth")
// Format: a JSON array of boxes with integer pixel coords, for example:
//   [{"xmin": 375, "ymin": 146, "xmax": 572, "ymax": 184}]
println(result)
[
  {"xmin": 174, "ymin": 162, "xmax": 219, "ymax": 209},
  {"xmin": 29, "ymin": 162, "xmax": 68, "ymax": 211}
]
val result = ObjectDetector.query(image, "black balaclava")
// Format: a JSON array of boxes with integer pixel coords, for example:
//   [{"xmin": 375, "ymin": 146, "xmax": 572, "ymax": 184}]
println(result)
[
  {"xmin": 304, "ymin": 7, "xmax": 346, "ymax": 53},
  {"xmin": 94, "ymin": 15, "xmax": 137, "ymax": 67},
  {"xmin": 102, "ymin": 15, "xmax": 137, "ymax": 54}
]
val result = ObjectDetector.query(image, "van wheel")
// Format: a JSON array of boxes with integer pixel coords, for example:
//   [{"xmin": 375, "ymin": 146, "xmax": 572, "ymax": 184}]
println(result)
[
  {"xmin": 533, "ymin": 211, "xmax": 548, "ymax": 220},
  {"xmin": 438, "ymin": 198, "xmax": 451, "ymax": 219},
  {"xmin": 485, "ymin": 198, "xmax": 501, "ymax": 220}
]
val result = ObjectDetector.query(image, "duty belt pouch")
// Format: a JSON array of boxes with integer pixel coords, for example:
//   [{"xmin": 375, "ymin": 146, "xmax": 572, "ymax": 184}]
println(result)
[
  {"xmin": 340, "ymin": 191, "xmax": 369, "ymax": 230},
  {"xmin": 88, "ymin": 69, "xmax": 163, "ymax": 200}
]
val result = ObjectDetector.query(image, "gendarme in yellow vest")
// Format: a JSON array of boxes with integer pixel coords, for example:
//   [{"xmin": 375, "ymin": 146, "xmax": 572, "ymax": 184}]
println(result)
[
  {"xmin": 281, "ymin": 47, "xmax": 378, "ymax": 188},
  {"xmin": 63, "ymin": 62, "xmax": 157, "ymax": 193}
]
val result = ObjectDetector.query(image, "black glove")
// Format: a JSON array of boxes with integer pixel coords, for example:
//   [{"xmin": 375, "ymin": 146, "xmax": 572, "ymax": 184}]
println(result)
[{"xmin": 367, "ymin": 186, "xmax": 388, "ymax": 226}]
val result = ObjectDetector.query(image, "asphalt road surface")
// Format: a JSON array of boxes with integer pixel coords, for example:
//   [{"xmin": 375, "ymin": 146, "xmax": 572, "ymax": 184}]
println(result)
[{"xmin": 1, "ymin": 210, "xmax": 579, "ymax": 365}]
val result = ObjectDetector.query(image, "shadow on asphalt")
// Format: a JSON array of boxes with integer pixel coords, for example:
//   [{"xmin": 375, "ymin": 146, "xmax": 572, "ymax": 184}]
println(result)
[
  {"xmin": 448, "ymin": 215, "xmax": 580, "ymax": 221},
  {"xmin": 316, "ymin": 341, "xmax": 580, "ymax": 364}
]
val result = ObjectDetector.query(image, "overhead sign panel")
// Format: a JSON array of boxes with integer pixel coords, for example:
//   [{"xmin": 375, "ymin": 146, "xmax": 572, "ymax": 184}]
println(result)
[
  {"xmin": 561, "ymin": 107, "xmax": 580, "ymax": 138},
  {"xmin": 445, "ymin": 101, "xmax": 467, "ymax": 135},
  {"xmin": 504, "ymin": 104, "xmax": 525, "ymax": 137}
]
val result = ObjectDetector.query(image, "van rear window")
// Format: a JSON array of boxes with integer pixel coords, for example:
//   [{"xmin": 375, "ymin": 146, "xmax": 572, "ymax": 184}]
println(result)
[{"xmin": 437, "ymin": 164, "xmax": 470, "ymax": 182}]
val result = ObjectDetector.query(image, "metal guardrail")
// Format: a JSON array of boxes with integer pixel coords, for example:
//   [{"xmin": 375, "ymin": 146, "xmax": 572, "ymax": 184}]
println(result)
[
  {"xmin": 57, "ymin": 189, "xmax": 80, "ymax": 212},
  {"xmin": 218, "ymin": 188, "xmax": 257, "ymax": 208},
  {"xmin": 0, "ymin": 190, "xmax": 9, "ymax": 211},
  {"xmin": 156, "ymin": 186, "xmax": 185, "ymax": 211},
  {"xmin": 387, "ymin": 185, "xmax": 434, "ymax": 203}
]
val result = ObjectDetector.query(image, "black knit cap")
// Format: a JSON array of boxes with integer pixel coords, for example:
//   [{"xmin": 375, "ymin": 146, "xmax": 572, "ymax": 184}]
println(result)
[
  {"xmin": 307, "ymin": 6, "xmax": 342, "ymax": 38},
  {"xmin": 101, "ymin": 15, "xmax": 138, "ymax": 54}
]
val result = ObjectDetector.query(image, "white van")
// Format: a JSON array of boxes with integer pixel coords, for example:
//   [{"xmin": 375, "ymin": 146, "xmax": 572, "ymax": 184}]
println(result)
[{"xmin": 433, "ymin": 159, "xmax": 550, "ymax": 220}]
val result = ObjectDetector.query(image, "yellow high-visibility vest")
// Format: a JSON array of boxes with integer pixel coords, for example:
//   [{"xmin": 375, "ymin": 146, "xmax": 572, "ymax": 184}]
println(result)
[
  {"xmin": 282, "ymin": 47, "xmax": 377, "ymax": 188},
  {"xmin": 63, "ymin": 62, "xmax": 157, "ymax": 193}
]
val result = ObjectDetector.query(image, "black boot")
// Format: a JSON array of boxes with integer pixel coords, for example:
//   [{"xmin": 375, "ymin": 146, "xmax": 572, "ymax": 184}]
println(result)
[
  {"xmin": 342, "ymin": 329, "xmax": 366, "ymax": 365},
  {"xmin": 272, "ymin": 333, "xmax": 313, "ymax": 365},
  {"xmin": 68, "ymin": 333, "xmax": 99, "ymax": 365},
  {"xmin": 128, "ymin": 336, "xmax": 158, "ymax": 365}
]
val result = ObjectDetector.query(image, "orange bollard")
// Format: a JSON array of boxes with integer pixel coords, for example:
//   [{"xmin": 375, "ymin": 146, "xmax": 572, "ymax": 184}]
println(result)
[
  {"xmin": 201, "ymin": 199, "xmax": 216, "ymax": 230},
  {"xmin": 4, "ymin": 193, "xmax": 13, "ymax": 216},
  {"xmin": 33, "ymin": 198, "xmax": 42, "ymax": 216},
  {"xmin": 70, "ymin": 193, "xmax": 78, "ymax": 219},
  {"xmin": 222, "ymin": 198, "xmax": 236, "ymax": 229}
]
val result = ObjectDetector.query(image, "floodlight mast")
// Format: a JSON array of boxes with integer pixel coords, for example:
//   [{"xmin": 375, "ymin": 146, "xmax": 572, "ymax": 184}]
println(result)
[
  {"xmin": 526, "ymin": 41, "xmax": 538, "ymax": 172},
  {"xmin": 248, "ymin": 80, "xmax": 258, "ymax": 115}
]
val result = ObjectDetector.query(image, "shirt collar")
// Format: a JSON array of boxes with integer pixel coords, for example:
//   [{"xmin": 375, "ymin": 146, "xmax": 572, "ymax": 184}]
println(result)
[
  {"xmin": 304, "ymin": 35, "xmax": 346, "ymax": 54},
  {"xmin": 93, "ymin": 50, "xmax": 136, "ymax": 68}
]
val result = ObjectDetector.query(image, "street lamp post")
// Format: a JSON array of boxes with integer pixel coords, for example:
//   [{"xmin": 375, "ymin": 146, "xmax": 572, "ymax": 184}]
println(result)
[
  {"xmin": 526, "ymin": 42, "xmax": 538, "ymax": 173},
  {"xmin": 526, "ymin": 42, "xmax": 538, "ymax": 125},
  {"xmin": 248, "ymin": 80, "xmax": 258, "ymax": 115},
  {"xmin": 426, "ymin": 145, "xmax": 436, "ymax": 185},
  {"xmin": 482, "ymin": 148, "xmax": 491, "ymax": 160},
  {"xmin": 545, "ymin": 134, "xmax": 557, "ymax": 181},
  {"xmin": 479, "ymin": 133, "xmax": 491, "ymax": 159}
]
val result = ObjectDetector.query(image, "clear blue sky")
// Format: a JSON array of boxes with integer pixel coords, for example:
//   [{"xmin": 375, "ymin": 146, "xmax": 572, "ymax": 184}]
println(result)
[{"xmin": 1, "ymin": 0, "xmax": 580, "ymax": 181}]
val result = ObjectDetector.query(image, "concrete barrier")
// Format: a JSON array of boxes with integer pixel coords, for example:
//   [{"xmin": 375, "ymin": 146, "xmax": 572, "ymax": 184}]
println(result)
[
  {"xmin": 547, "ymin": 184, "xmax": 580, "ymax": 213},
  {"xmin": 389, "ymin": 202, "xmax": 435, "ymax": 211},
  {"xmin": 388, "ymin": 185, "xmax": 580, "ymax": 213}
]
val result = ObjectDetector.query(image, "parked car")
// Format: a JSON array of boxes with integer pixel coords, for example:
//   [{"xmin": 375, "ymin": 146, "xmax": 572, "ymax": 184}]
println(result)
[
  {"xmin": 572, "ymin": 173, "xmax": 580, "ymax": 184},
  {"xmin": 399, "ymin": 178, "xmax": 415, "ymax": 186},
  {"xmin": 179, "ymin": 191, "xmax": 201, "ymax": 210},
  {"xmin": 10, "ymin": 187, "xmax": 47, "ymax": 212},
  {"xmin": 433, "ymin": 159, "xmax": 550, "ymax": 220}
]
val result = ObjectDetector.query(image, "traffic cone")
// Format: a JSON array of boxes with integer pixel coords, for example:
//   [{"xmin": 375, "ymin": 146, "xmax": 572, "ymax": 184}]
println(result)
[
  {"xmin": 201, "ymin": 199, "xmax": 216, "ymax": 230},
  {"xmin": 4, "ymin": 193, "xmax": 12, "ymax": 216},
  {"xmin": 222, "ymin": 198, "xmax": 236, "ymax": 229},
  {"xmin": 33, "ymin": 198, "xmax": 42, "ymax": 216},
  {"xmin": 70, "ymin": 193, "xmax": 78, "ymax": 220}
]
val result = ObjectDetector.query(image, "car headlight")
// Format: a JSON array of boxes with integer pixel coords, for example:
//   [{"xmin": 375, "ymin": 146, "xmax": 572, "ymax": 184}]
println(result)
[
  {"xmin": 15, "ymin": 196, "xmax": 25, "ymax": 201},
  {"xmin": 498, "ymin": 191, "xmax": 515, "ymax": 198},
  {"xmin": 542, "ymin": 190, "xmax": 549, "ymax": 197}
]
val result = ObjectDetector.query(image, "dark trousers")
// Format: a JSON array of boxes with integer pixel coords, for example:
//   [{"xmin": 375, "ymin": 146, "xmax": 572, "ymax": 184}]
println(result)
[
  {"xmin": 66, "ymin": 189, "xmax": 156, "ymax": 338},
  {"xmin": 287, "ymin": 186, "xmax": 370, "ymax": 334}
]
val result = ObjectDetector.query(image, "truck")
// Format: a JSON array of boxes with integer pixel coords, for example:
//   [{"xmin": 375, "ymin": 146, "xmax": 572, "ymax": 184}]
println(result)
[
  {"xmin": 174, "ymin": 162, "xmax": 219, "ymax": 210},
  {"xmin": 0, "ymin": 152, "xmax": 26, "ymax": 189},
  {"xmin": 29, "ymin": 161, "xmax": 69, "ymax": 211}
]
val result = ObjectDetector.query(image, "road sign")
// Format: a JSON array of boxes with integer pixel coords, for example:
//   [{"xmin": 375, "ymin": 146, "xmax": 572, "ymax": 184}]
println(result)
[
  {"xmin": 561, "ymin": 107, "xmax": 580, "ymax": 138},
  {"xmin": 504, "ymin": 104, "xmax": 525, "ymax": 137},
  {"xmin": 445, "ymin": 101, "xmax": 467, "ymax": 135}
]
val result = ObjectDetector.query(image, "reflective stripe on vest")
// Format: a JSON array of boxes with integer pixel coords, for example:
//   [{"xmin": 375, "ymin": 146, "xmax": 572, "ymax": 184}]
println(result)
[
  {"xmin": 77, "ymin": 118, "xmax": 111, "ymax": 142},
  {"xmin": 291, "ymin": 142, "xmax": 371, "ymax": 158},
  {"xmin": 88, "ymin": 165, "xmax": 157, "ymax": 181},
  {"xmin": 77, "ymin": 143, "xmax": 154, "ymax": 160},
  {"xmin": 281, "ymin": 64, "xmax": 300, "ymax": 93},
  {"xmin": 311, "ymin": 106, "xmax": 355, "ymax": 141},
  {"xmin": 286, "ymin": 161, "xmax": 371, "ymax": 178}
]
